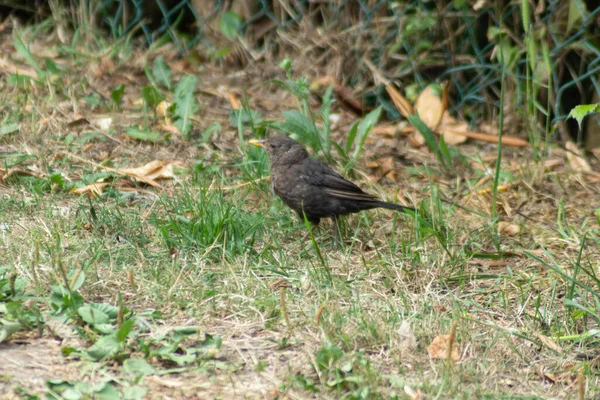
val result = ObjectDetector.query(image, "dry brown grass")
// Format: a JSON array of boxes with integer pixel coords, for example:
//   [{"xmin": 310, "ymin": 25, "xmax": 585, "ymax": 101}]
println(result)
[{"xmin": 0, "ymin": 17, "xmax": 599, "ymax": 400}]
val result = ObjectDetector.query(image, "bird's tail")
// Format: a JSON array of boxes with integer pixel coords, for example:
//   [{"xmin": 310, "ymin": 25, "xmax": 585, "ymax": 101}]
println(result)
[{"xmin": 373, "ymin": 201, "xmax": 416, "ymax": 214}]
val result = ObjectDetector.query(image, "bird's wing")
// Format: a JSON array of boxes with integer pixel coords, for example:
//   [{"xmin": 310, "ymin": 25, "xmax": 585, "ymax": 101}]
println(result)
[{"xmin": 300, "ymin": 158, "xmax": 379, "ymax": 201}]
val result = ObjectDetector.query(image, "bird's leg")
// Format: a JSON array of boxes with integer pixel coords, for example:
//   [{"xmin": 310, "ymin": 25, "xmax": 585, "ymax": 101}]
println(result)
[{"xmin": 301, "ymin": 223, "xmax": 320, "ymax": 242}]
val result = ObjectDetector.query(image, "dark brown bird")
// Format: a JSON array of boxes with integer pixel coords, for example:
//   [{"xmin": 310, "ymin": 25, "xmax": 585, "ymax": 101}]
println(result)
[{"xmin": 249, "ymin": 135, "xmax": 414, "ymax": 238}]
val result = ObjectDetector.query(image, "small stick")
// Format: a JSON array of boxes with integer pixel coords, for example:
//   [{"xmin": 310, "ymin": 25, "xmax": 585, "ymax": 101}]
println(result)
[{"xmin": 315, "ymin": 304, "xmax": 326, "ymax": 325}]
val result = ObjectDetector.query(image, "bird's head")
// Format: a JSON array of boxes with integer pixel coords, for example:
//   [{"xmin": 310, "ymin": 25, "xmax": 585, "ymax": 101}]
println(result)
[{"xmin": 249, "ymin": 135, "xmax": 308, "ymax": 166}]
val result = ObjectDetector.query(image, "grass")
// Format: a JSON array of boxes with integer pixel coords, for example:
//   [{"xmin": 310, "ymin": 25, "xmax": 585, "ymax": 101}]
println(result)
[{"xmin": 0, "ymin": 14, "xmax": 599, "ymax": 400}]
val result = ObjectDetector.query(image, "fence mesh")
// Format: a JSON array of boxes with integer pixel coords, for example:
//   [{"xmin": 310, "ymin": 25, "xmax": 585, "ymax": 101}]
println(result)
[{"xmin": 96, "ymin": 0, "xmax": 600, "ymax": 139}]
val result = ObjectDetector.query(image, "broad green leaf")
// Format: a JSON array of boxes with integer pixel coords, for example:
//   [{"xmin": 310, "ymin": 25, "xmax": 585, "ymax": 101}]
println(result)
[
  {"xmin": 0, "ymin": 319, "xmax": 21, "ymax": 342},
  {"xmin": 152, "ymin": 56, "xmax": 171, "ymax": 89},
  {"xmin": 201, "ymin": 122, "xmax": 221, "ymax": 142},
  {"xmin": 567, "ymin": 0, "xmax": 588, "ymax": 34},
  {"xmin": 61, "ymin": 387, "xmax": 83, "ymax": 400},
  {"xmin": 278, "ymin": 57, "xmax": 292, "ymax": 72},
  {"xmin": 69, "ymin": 270, "xmax": 86, "ymax": 291},
  {"xmin": 352, "ymin": 106, "xmax": 382, "ymax": 160},
  {"xmin": 45, "ymin": 58, "xmax": 60, "ymax": 75},
  {"xmin": 316, "ymin": 343, "xmax": 343, "ymax": 371},
  {"xmin": 142, "ymin": 86, "xmax": 163, "ymax": 109},
  {"xmin": 453, "ymin": 0, "xmax": 467, "ymax": 9},
  {"xmin": 13, "ymin": 35, "xmax": 43, "ymax": 77},
  {"xmin": 277, "ymin": 110, "xmax": 319, "ymax": 149},
  {"xmin": 345, "ymin": 121, "xmax": 359, "ymax": 155},
  {"xmin": 8, "ymin": 74, "xmax": 32, "ymax": 87},
  {"xmin": 568, "ymin": 104, "xmax": 600, "ymax": 129},
  {"xmin": 46, "ymin": 379, "xmax": 75, "ymax": 392},
  {"xmin": 87, "ymin": 335, "xmax": 121, "ymax": 361},
  {"xmin": 229, "ymin": 109, "xmax": 263, "ymax": 127},
  {"xmin": 123, "ymin": 357, "xmax": 155, "ymax": 377},
  {"xmin": 49, "ymin": 172, "xmax": 65, "ymax": 187},
  {"xmin": 564, "ymin": 299, "xmax": 600, "ymax": 321},
  {"xmin": 78, "ymin": 305, "xmax": 109, "ymax": 326},
  {"xmin": 173, "ymin": 325, "xmax": 201, "ymax": 336},
  {"xmin": 173, "ymin": 75, "xmax": 199, "ymax": 140},
  {"xmin": 126, "ymin": 126, "xmax": 161, "ymax": 142},
  {"xmin": 94, "ymin": 324, "xmax": 116, "ymax": 335},
  {"xmin": 95, "ymin": 382, "xmax": 121, "ymax": 400},
  {"xmin": 92, "ymin": 303, "xmax": 119, "ymax": 318},
  {"xmin": 209, "ymin": 48, "xmax": 231, "ymax": 60},
  {"xmin": 111, "ymin": 84, "xmax": 125, "ymax": 105},
  {"xmin": 201, "ymin": 333, "xmax": 222, "ymax": 349},
  {"xmin": 162, "ymin": 351, "xmax": 196, "ymax": 366},
  {"xmin": 124, "ymin": 386, "xmax": 147, "ymax": 400},
  {"xmin": 116, "ymin": 318, "xmax": 135, "ymax": 342},
  {"xmin": 219, "ymin": 11, "xmax": 242, "ymax": 39},
  {"xmin": 84, "ymin": 95, "xmax": 103, "ymax": 106}
]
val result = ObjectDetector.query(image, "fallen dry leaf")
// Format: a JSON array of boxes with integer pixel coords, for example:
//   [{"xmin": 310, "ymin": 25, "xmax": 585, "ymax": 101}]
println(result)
[
  {"xmin": 565, "ymin": 140, "xmax": 592, "ymax": 172},
  {"xmin": 66, "ymin": 118, "xmax": 90, "ymax": 129},
  {"xmin": 227, "ymin": 90, "xmax": 241, "ymax": 110},
  {"xmin": 442, "ymin": 130, "xmax": 469, "ymax": 145},
  {"xmin": 540, "ymin": 368, "xmax": 578, "ymax": 384},
  {"xmin": 414, "ymin": 84, "xmax": 446, "ymax": 130},
  {"xmin": 408, "ymin": 131, "xmax": 425, "ymax": 147},
  {"xmin": 366, "ymin": 157, "xmax": 396, "ymax": 181},
  {"xmin": 479, "ymin": 121, "xmax": 499, "ymax": 135},
  {"xmin": 0, "ymin": 57, "xmax": 37, "ymax": 78},
  {"xmin": 427, "ymin": 334, "xmax": 459, "ymax": 360},
  {"xmin": 473, "ymin": 0, "xmax": 487, "ymax": 11},
  {"xmin": 156, "ymin": 101, "xmax": 171, "ymax": 118},
  {"xmin": 119, "ymin": 160, "xmax": 177, "ymax": 182},
  {"xmin": 398, "ymin": 320, "xmax": 418, "ymax": 351},
  {"xmin": 159, "ymin": 122, "xmax": 179, "ymax": 135},
  {"xmin": 370, "ymin": 124, "xmax": 397, "ymax": 137},
  {"xmin": 311, "ymin": 75, "xmax": 364, "ymax": 116},
  {"xmin": 403, "ymin": 385, "xmax": 423, "ymax": 400},
  {"xmin": 537, "ymin": 334, "xmax": 563, "ymax": 353},
  {"xmin": 522, "ymin": 249, "xmax": 545, "ymax": 257},
  {"xmin": 0, "ymin": 167, "xmax": 41, "ymax": 183},
  {"xmin": 543, "ymin": 158, "xmax": 563, "ymax": 171},
  {"xmin": 70, "ymin": 183, "xmax": 109, "ymax": 198},
  {"xmin": 585, "ymin": 171, "xmax": 600, "ymax": 183},
  {"xmin": 386, "ymin": 84, "xmax": 413, "ymax": 118},
  {"xmin": 497, "ymin": 221, "xmax": 520, "ymax": 236},
  {"xmin": 474, "ymin": 183, "xmax": 518, "ymax": 195},
  {"xmin": 65, "ymin": 153, "xmax": 179, "ymax": 190},
  {"xmin": 269, "ymin": 279, "xmax": 292, "ymax": 290},
  {"xmin": 329, "ymin": 113, "xmax": 342, "ymax": 129},
  {"xmin": 91, "ymin": 117, "xmax": 112, "ymax": 132},
  {"xmin": 387, "ymin": 83, "xmax": 527, "ymax": 147},
  {"xmin": 438, "ymin": 111, "xmax": 468, "ymax": 145}
]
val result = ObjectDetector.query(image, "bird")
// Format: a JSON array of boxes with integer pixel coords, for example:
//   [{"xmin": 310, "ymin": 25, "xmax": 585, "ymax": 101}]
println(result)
[{"xmin": 249, "ymin": 135, "xmax": 415, "ymax": 241}]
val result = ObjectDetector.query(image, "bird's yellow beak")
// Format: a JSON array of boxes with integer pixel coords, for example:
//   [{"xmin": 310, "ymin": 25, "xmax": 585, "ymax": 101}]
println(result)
[{"xmin": 248, "ymin": 139, "xmax": 265, "ymax": 148}]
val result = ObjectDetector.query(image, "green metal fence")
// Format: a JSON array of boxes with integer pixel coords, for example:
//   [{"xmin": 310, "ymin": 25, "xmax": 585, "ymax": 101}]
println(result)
[{"xmin": 98, "ymin": 0, "xmax": 600, "ymax": 138}]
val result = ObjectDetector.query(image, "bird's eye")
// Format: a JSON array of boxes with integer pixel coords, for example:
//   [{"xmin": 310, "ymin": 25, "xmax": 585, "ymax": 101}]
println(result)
[{"xmin": 270, "ymin": 143, "xmax": 277, "ymax": 149}]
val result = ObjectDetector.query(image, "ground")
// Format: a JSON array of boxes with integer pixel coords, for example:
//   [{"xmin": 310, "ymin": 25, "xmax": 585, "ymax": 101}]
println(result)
[{"xmin": 0, "ymin": 21, "xmax": 599, "ymax": 400}]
